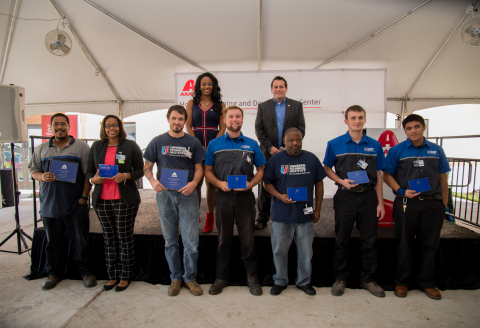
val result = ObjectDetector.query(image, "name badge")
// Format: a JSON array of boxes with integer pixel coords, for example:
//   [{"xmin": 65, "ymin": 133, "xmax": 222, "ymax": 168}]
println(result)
[
  {"xmin": 357, "ymin": 159, "xmax": 368, "ymax": 170},
  {"xmin": 413, "ymin": 159, "xmax": 424, "ymax": 167},
  {"xmin": 304, "ymin": 206, "xmax": 314, "ymax": 215},
  {"xmin": 116, "ymin": 154, "xmax": 125, "ymax": 164}
]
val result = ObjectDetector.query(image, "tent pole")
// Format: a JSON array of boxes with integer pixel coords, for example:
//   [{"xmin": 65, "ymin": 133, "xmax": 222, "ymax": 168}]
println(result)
[
  {"xmin": 49, "ymin": 0, "xmax": 123, "ymax": 104},
  {"xmin": 313, "ymin": 0, "xmax": 432, "ymax": 69},
  {"xmin": 84, "ymin": 0, "xmax": 207, "ymax": 72},
  {"xmin": 0, "ymin": 0, "xmax": 20, "ymax": 84},
  {"xmin": 405, "ymin": 1, "xmax": 477, "ymax": 97},
  {"xmin": 258, "ymin": 0, "xmax": 263, "ymax": 71}
]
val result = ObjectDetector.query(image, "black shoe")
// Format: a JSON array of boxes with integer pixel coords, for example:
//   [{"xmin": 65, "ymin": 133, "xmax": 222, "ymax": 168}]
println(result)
[
  {"xmin": 103, "ymin": 281, "xmax": 118, "ymax": 291},
  {"xmin": 115, "ymin": 281, "xmax": 130, "ymax": 292},
  {"xmin": 209, "ymin": 279, "xmax": 229, "ymax": 295},
  {"xmin": 296, "ymin": 284, "xmax": 316, "ymax": 296},
  {"xmin": 254, "ymin": 221, "xmax": 267, "ymax": 230},
  {"xmin": 270, "ymin": 284, "xmax": 287, "ymax": 296},
  {"xmin": 247, "ymin": 273, "xmax": 263, "ymax": 296},
  {"xmin": 83, "ymin": 275, "xmax": 97, "ymax": 288},
  {"xmin": 42, "ymin": 276, "xmax": 61, "ymax": 290}
]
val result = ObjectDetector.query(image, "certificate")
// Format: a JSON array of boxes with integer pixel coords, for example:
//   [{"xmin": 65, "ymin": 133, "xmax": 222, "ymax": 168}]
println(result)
[
  {"xmin": 49, "ymin": 160, "xmax": 78, "ymax": 183},
  {"xmin": 99, "ymin": 164, "xmax": 118, "ymax": 178},
  {"xmin": 228, "ymin": 175, "xmax": 247, "ymax": 189},
  {"xmin": 408, "ymin": 177, "xmax": 431, "ymax": 193},
  {"xmin": 287, "ymin": 187, "xmax": 307, "ymax": 201},
  {"xmin": 347, "ymin": 170, "xmax": 369, "ymax": 185},
  {"xmin": 160, "ymin": 167, "xmax": 188, "ymax": 190}
]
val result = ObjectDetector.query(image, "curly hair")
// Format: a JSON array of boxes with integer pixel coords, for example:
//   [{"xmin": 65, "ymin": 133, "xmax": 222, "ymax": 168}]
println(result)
[{"xmin": 192, "ymin": 72, "xmax": 223, "ymax": 117}]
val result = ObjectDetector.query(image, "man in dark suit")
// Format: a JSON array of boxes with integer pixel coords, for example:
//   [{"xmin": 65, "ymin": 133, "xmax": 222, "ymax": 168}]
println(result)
[{"xmin": 254, "ymin": 76, "xmax": 306, "ymax": 229}]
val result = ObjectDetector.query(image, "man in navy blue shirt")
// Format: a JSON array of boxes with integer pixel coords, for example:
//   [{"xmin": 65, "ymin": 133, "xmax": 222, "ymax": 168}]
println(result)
[
  {"xmin": 254, "ymin": 76, "xmax": 305, "ymax": 229},
  {"xmin": 263, "ymin": 127, "xmax": 326, "ymax": 296},
  {"xmin": 383, "ymin": 114, "xmax": 450, "ymax": 300},
  {"xmin": 323, "ymin": 105, "xmax": 386, "ymax": 298},
  {"xmin": 205, "ymin": 106, "xmax": 266, "ymax": 296},
  {"xmin": 143, "ymin": 105, "xmax": 205, "ymax": 297}
]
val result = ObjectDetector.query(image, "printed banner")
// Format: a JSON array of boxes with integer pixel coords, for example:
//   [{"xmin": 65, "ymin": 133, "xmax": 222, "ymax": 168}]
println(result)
[{"xmin": 42, "ymin": 115, "xmax": 78, "ymax": 142}]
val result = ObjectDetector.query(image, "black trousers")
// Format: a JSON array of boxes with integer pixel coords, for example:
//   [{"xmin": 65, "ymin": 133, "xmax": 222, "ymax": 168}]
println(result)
[
  {"xmin": 393, "ymin": 196, "xmax": 445, "ymax": 289},
  {"xmin": 256, "ymin": 182, "xmax": 271, "ymax": 223},
  {"xmin": 333, "ymin": 189, "xmax": 378, "ymax": 282},
  {"xmin": 214, "ymin": 190, "xmax": 258, "ymax": 279}
]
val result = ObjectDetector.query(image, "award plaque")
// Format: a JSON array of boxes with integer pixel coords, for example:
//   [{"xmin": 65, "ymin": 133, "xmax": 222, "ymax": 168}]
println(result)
[
  {"xmin": 287, "ymin": 187, "xmax": 307, "ymax": 201},
  {"xmin": 408, "ymin": 177, "xmax": 431, "ymax": 193},
  {"xmin": 99, "ymin": 164, "xmax": 118, "ymax": 178},
  {"xmin": 49, "ymin": 160, "xmax": 78, "ymax": 183},
  {"xmin": 160, "ymin": 167, "xmax": 188, "ymax": 190},
  {"xmin": 228, "ymin": 175, "xmax": 247, "ymax": 189},
  {"xmin": 347, "ymin": 170, "xmax": 369, "ymax": 185}
]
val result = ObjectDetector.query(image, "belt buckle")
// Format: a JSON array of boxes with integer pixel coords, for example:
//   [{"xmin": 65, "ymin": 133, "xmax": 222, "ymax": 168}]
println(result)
[
  {"xmin": 418, "ymin": 196, "xmax": 424, "ymax": 201},
  {"xmin": 357, "ymin": 185, "xmax": 363, "ymax": 193}
]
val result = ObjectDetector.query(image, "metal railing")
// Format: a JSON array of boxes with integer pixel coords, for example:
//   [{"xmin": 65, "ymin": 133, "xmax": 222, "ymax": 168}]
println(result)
[{"xmin": 427, "ymin": 135, "xmax": 480, "ymax": 227}]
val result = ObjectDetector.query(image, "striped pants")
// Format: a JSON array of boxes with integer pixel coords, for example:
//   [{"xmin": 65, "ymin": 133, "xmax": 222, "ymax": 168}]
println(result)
[{"xmin": 95, "ymin": 199, "xmax": 139, "ymax": 280}]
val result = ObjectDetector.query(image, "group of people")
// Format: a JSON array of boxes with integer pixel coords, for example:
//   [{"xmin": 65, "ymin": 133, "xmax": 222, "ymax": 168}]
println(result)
[{"xmin": 29, "ymin": 74, "xmax": 449, "ymax": 301}]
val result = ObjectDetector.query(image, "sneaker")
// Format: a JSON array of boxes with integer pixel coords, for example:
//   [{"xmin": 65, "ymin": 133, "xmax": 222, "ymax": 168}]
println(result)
[
  {"xmin": 42, "ymin": 276, "xmax": 61, "ymax": 290},
  {"xmin": 83, "ymin": 275, "xmax": 97, "ymax": 288},
  {"xmin": 359, "ymin": 280, "xmax": 385, "ymax": 298},
  {"xmin": 184, "ymin": 280, "xmax": 203, "ymax": 296},
  {"xmin": 331, "ymin": 280, "xmax": 346, "ymax": 296},
  {"xmin": 168, "ymin": 280, "xmax": 183, "ymax": 296}
]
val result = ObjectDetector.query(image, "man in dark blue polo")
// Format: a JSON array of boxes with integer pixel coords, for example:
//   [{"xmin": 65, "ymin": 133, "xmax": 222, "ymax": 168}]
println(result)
[
  {"xmin": 263, "ymin": 127, "xmax": 326, "ymax": 296},
  {"xmin": 383, "ymin": 114, "xmax": 450, "ymax": 300},
  {"xmin": 205, "ymin": 105, "xmax": 266, "ymax": 296},
  {"xmin": 323, "ymin": 105, "xmax": 386, "ymax": 298}
]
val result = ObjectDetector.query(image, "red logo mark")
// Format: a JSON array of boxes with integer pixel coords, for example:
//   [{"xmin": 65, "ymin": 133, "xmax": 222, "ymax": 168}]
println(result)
[
  {"xmin": 180, "ymin": 79, "xmax": 195, "ymax": 97},
  {"xmin": 378, "ymin": 130, "xmax": 399, "ymax": 157}
]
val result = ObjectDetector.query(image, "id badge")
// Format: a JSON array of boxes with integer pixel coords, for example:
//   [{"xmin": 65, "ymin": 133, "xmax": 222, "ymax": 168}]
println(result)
[
  {"xmin": 303, "ymin": 206, "xmax": 314, "ymax": 215},
  {"xmin": 357, "ymin": 159, "xmax": 368, "ymax": 170},
  {"xmin": 413, "ymin": 159, "xmax": 424, "ymax": 167},
  {"xmin": 116, "ymin": 154, "xmax": 125, "ymax": 164}
]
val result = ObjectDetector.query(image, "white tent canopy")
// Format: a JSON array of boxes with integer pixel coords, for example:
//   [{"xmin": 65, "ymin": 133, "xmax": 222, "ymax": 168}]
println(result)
[{"xmin": 1, "ymin": 0, "xmax": 479, "ymax": 119}]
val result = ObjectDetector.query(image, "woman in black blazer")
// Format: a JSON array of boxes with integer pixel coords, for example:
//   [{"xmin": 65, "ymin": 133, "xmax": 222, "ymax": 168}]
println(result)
[{"xmin": 86, "ymin": 115, "xmax": 144, "ymax": 292}]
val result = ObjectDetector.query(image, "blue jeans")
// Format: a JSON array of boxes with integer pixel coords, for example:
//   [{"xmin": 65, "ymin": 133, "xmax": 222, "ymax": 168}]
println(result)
[
  {"xmin": 271, "ymin": 221, "xmax": 314, "ymax": 286},
  {"xmin": 43, "ymin": 203, "xmax": 93, "ymax": 278},
  {"xmin": 156, "ymin": 190, "xmax": 199, "ymax": 282}
]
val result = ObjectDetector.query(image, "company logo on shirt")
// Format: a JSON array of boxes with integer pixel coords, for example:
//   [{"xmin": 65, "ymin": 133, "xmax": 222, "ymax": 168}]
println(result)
[
  {"xmin": 61, "ymin": 164, "xmax": 67, "ymax": 170},
  {"xmin": 364, "ymin": 148, "xmax": 374, "ymax": 152},
  {"xmin": 171, "ymin": 172, "xmax": 177, "ymax": 178},
  {"xmin": 180, "ymin": 79, "xmax": 195, "ymax": 97},
  {"xmin": 280, "ymin": 165, "xmax": 288, "ymax": 174},
  {"xmin": 282, "ymin": 164, "xmax": 310, "ymax": 176},
  {"xmin": 241, "ymin": 145, "xmax": 250, "ymax": 149},
  {"xmin": 161, "ymin": 147, "xmax": 169, "ymax": 155},
  {"xmin": 427, "ymin": 150, "xmax": 437, "ymax": 154},
  {"xmin": 162, "ymin": 146, "xmax": 193, "ymax": 159}
]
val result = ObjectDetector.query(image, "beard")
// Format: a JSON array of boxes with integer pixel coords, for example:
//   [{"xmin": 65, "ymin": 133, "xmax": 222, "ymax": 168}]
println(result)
[
  {"xmin": 226, "ymin": 124, "xmax": 242, "ymax": 133},
  {"xmin": 54, "ymin": 130, "xmax": 68, "ymax": 141}
]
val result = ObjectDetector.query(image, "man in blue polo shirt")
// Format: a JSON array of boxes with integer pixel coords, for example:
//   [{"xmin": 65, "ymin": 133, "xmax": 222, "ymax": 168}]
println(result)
[
  {"xmin": 323, "ymin": 105, "xmax": 386, "ymax": 298},
  {"xmin": 383, "ymin": 114, "xmax": 450, "ymax": 300},
  {"xmin": 263, "ymin": 127, "xmax": 326, "ymax": 296},
  {"xmin": 205, "ymin": 105, "xmax": 266, "ymax": 296},
  {"xmin": 28, "ymin": 113, "xmax": 96, "ymax": 290}
]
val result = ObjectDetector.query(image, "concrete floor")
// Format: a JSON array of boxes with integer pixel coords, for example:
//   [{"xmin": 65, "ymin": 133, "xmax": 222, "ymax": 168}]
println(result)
[{"xmin": 1, "ymin": 198, "xmax": 480, "ymax": 328}]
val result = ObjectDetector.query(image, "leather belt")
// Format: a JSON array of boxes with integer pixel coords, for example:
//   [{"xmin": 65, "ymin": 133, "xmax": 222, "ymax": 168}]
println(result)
[
  {"xmin": 339, "ymin": 184, "xmax": 373, "ymax": 193},
  {"xmin": 217, "ymin": 188, "xmax": 250, "ymax": 195},
  {"xmin": 397, "ymin": 194, "xmax": 443, "ymax": 200}
]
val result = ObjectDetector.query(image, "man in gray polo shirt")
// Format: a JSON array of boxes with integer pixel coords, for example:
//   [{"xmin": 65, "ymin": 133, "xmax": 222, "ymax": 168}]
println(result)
[{"xmin": 28, "ymin": 113, "xmax": 96, "ymax": 290}]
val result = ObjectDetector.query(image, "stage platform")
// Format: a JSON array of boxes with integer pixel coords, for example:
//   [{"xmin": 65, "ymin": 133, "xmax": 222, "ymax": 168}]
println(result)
[{"xmin": 27, "ymin": 190, "xmax": 480, "ymax": 291}]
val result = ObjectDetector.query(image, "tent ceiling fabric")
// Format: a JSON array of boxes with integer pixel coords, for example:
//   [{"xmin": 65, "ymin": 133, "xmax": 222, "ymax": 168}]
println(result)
[{"xmin": 0, "ymin": 0, "xmax": 478, "ymax": 118}]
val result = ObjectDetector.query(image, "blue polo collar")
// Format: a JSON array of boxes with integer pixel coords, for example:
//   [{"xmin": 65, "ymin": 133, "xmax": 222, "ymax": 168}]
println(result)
[
  {"xmin": 224, "ymin": 132, "xmax": 245, "ymax": 142},
  {"xmin": 343, "ymin": 131, "xmax": 368, "ymax": 145},
  {"xmin": 406, "ymin": 137, "xmax": 430, "ymax": 149}
]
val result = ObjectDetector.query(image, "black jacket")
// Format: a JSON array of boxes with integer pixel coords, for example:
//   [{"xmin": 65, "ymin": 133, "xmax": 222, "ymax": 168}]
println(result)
[{"xmin": 86, "ymin": 139, "xmax": 144, "ymax": 209}]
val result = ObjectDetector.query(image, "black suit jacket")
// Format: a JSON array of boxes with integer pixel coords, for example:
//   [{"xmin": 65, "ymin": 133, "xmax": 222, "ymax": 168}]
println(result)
[
  {"xmin": 255, "ymin": 97, "xmax": 306, "ymax": 161},
  {"xmin": 86, "ymin": 139, "xmax": 144, "ymax": 209}
]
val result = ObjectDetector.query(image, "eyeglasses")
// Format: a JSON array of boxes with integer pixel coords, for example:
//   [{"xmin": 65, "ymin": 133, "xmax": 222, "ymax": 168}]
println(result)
[
  {"xmin": 105, "ymin": 124, "xmax": 119, "ymax": 129},
  {"xmin": 52, "ymin": 122, "xmax": 68, "ymax": 127}
]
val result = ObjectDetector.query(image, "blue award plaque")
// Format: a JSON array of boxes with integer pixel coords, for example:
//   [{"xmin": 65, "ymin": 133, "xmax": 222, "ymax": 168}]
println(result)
[
  {"xmin": 160, "ymin": 167, "xmax": 188, "ymax": 190},
  {"xmin": 408, "ymin": 177, "xmax": 431, "ymax": 193},
  {"xmin": 347, "ymin": 170, "xmax": 369, "ymax": 184},
  {"xmin": 49, "ymin": 160, "xmax": 78, "ymax": 183},
  {"xmin": 99, "ymin": 164, "xmax": 118, "ymax": 178},
  {"xmin": 287, "ymin": 187, "xmax": 307, "ymax": 201},
  {"xmin": 228, "ymin": 175, "xmax": 247, "ymax": 189}
]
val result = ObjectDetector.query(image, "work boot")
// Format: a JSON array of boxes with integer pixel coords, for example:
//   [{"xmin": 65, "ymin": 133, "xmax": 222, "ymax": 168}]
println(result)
[
  {"xmin": 359, "ymin": 280, "xmax": 385, "ymax": 298},
  {"xmin": 395, "ymin": 286, "xmax": 408, "ymax": 298},
  {"xmin": 168, "ymin": 280, "xmax": 183, "ymax": 296},
  {"xmin": 42, "ymin": 276, "xmax": 61, "ymax": 290},
  {"xmin": 423, "ymin": 287, "xmax": 441, "ymax": 300},
  {"xmin": 83, "ymin": 275, "xmax": 97, "ymax": 288},
  {"xmin": 209, "ymin": 279, "xmax": 229, "ymax": 295},
  {"xmin": 184, "ymin": 280, "xmax": 203, "ymax": 296},
  {"xmin": 331, "ymin": 280, "xmax": 346, "ymax": 296},
  {"xmin": 247, "ymin": 273, "xmax": 263, "ymax": 296}
]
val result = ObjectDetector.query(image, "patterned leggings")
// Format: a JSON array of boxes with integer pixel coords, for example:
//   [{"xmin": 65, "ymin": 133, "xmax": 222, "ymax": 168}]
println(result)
[{"xmin": 95, "ymin": 199, "xmax": 139, "ymax": 280}]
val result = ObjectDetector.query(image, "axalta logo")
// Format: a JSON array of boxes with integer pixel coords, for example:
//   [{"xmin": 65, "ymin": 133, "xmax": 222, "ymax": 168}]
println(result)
[
  {"xmin": 161, "ymin": 147, "xmax": 169, "ymax": 155},
  {"xmin": 180, "ymin": 79, "xmax": 195, "ymax": 97},
  {"xmin": 364, "ymin": 148, "xmax": 374, "ymax": 152},
  {"xmin": 378, "ymin": 130, "xmax": 399, "ymax": 157},
  {"xmin": 280, "ymin": 165, "xmax": 288, "ymax": 174},
  {"xmin": 241, "ymin": 145, "xmax": 250, "ymax": 149},
  {"xmin": 427, "ymin": 150, "xmax": 437, "ymax": 154},
  {"xmin": 171, "ymin": 172, "xmax": 177, "ymax": 178},
  {"xmin": 61, "ymin": 164, "xmax": 67, "ymax": 170}
]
